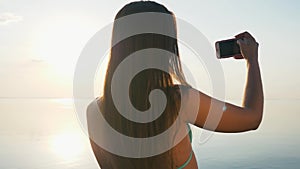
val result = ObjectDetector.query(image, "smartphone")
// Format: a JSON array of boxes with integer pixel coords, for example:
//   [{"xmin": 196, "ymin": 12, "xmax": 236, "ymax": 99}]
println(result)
[{"xmin": 215, "ymin": 38, "xmax": 241, "ymax": 59}]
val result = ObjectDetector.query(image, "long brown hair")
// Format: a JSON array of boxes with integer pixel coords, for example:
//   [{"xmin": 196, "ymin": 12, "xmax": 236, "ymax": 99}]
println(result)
[{"xmin": 98, "ymin": 1, "xmax": 189, "ymax": 168}]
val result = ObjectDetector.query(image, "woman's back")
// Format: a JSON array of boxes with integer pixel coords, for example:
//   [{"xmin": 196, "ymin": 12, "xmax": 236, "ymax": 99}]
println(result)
[{"xmin": 87, "ymin": 85, "xmax": 198, "ymax": 169}]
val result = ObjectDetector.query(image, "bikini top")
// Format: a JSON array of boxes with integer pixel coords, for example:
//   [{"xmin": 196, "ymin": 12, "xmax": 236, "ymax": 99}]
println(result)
[{"xmin": 177, "ymin": 124, "xmax": 193, "ymax": 169}]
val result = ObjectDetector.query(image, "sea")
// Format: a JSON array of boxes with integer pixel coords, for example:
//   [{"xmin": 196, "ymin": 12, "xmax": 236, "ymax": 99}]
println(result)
[{"xmin": 0, "ymin": 99, "xmax": 299, "ymax": 169}]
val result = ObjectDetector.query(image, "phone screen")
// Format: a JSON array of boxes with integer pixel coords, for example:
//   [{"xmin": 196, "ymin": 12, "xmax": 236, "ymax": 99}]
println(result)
[{"xmin": 217, "ymin": 39, "xmax": 241, "ymax": 58}]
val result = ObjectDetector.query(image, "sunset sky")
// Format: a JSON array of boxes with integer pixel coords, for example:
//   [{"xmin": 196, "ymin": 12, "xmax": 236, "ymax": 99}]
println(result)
[
  {"xmin": 1, "ymin": 1, "xmax": 300, "ymax": 168},
  {"xmin": 1, "ymin": 0, "xmax": 299, "ymax": 99}
]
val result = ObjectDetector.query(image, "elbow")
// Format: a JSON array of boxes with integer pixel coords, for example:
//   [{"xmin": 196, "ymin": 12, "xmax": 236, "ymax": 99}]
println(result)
[
  {"xmin": 251, "ymin": 122, "xmax": 261, "ymax": 130},
  {"xmin": 251, "ymin": 111, "xmax": 263, "ymax": 130}
]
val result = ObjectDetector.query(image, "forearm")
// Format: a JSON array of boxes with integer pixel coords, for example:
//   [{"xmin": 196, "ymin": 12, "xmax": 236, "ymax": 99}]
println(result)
[{"xmin": 242, "ymin": 59, "xmax": 264, "ymax": 124}]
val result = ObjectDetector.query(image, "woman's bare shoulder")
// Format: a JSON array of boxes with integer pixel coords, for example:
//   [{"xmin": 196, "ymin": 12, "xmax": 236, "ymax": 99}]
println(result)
[
  {"xmin": 87, "ymin": 97, "xmax": 103, "ymax": 118},
  {"xmin": 169, "ymin": 84, "xmax": 198, "ymax": 98}
]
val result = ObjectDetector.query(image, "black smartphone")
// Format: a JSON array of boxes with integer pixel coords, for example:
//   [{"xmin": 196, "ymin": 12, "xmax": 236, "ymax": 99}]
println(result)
[{"xmin": 215, "ymin": 38, "xmax": 241, "ymax": 59}]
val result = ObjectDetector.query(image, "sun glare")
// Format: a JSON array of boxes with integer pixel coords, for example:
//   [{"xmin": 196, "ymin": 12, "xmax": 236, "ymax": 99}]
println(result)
[
  {"xmin": 33, "ymin": 16, "xmax": 94, "ymax": 78},
  {"xmin": 51, "ymin": 131, "xmax": 85, "ymax": 160}
]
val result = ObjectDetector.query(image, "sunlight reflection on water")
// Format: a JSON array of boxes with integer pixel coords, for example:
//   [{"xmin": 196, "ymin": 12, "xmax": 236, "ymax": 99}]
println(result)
[{"xmin": 0, "ymin": 99, "xmax": 299, "ymax": 169}]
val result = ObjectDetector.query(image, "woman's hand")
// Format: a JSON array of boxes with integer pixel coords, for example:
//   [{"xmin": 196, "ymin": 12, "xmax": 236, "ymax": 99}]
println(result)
[
  {"xmin": 234, "ymin": 31, "xmax": 259, "ymax": 63},
  {"xmin": 188, "ymin": 31, "xmax": 263, "ymax": 133}
]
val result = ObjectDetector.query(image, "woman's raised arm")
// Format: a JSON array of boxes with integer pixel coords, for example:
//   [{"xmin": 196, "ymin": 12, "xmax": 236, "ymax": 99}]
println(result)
[{"xmin": 186, "ymin": 32, "xmax": 264, "ymax": 133}]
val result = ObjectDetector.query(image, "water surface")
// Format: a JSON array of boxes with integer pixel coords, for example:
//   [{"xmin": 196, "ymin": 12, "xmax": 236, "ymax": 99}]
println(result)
[{"xmin": 0, "ymin": 99, "xmax": 299, "ymax": 169}]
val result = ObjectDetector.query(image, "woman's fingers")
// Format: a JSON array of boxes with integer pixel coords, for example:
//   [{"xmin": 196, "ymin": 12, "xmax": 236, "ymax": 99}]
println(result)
[
  {"xmin": 234, "ymin": 31, "xmax": 259, "ymax": 61},
  {"xmin": 233, "ymin": 54, "xmax": 244, "ymax": 59},
  {"xmin": 235, "ymin": 32, "xmax": 246, "ymax": 39},
  {"xmin": 235, "ymin": 31, "xmax": 256, "ymax": 42},
  {"xmin": 235, "ymin": 31, "xmax": 250, "ymax": 39},
  {"xmin": 237, "ymin": 39, "xmax": 245, "ymax": 46},
  {"xmin": 236, "ymin": 32, "xmax": 259, "ymax": 62}
]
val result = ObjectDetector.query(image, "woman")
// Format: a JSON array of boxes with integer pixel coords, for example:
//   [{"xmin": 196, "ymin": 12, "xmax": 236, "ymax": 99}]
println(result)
[{"xmin": 87, "ymin": 1, "xmax": 263, "ymax": 169}]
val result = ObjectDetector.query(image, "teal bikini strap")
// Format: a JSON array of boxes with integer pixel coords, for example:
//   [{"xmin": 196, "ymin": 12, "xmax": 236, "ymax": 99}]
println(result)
[
  {"xmin": 177, "ymin": 124, "xmax": 193, "ymax": 169},
  {"xmin": 177, "ymin": 151, "xmax": 193, "ymax": 169},
  {"xmin": 187, "ymin": 124, "xmax": 192, "ymax": 143}
]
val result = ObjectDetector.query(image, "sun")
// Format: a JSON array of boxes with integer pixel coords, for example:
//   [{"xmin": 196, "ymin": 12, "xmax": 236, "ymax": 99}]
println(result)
[{"xmin": 51, "ymin": 131, "xmax": 85, "ymax": 160}]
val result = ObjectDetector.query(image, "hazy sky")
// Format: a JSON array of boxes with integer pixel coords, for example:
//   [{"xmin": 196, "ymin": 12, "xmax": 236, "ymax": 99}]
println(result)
[{"xmin": 0, "ymin": 0, "xmax": 299, "ymax": 99}]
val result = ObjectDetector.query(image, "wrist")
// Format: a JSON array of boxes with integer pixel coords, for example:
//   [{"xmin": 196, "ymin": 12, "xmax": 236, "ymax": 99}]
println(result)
[
  {"xmin": 246, "ymin": 58, "xmax": 259, "ymax": 68},
  {"xmin": 246, "ymin": 53, "xmax": 258, "ymax": 65}
]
